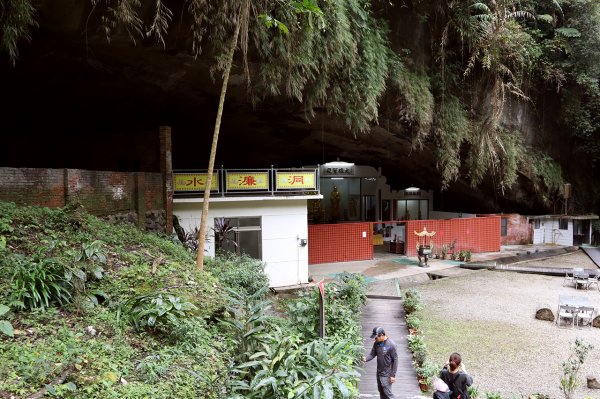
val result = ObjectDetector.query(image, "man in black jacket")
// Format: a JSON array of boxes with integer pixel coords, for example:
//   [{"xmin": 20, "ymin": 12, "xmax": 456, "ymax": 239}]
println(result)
[{"xmin": 362, "ymin": 326, "xmax": 398, "ymax": 399}]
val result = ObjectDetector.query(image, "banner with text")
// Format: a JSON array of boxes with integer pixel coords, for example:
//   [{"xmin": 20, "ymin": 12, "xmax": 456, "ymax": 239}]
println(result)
[
  {"xmin": 174, "ymin": 173, "xmax": 219, "ymax": 192},
  {"xmin": 226, "ymin": 172, "xmax": 269, "ymax": 190},
  {"xmin": 276, "ymin": 171, "xmax": 317, "ymax": 190}
]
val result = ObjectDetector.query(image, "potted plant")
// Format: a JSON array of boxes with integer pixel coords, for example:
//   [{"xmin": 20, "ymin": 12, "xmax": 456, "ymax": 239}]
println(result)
[
  {"xmin": 465, "ymin": 249, "xmax": 472, "ymax": 262},
  {"xmin": 458, "ymin": 250, "xmax": 465, "ymax": 261},
  {"xmin": 416, "ymin": 361, "xmax": 439, "ymax": 393},
  {"xmin": 406, "ymin": 314, "xmax": 421, "ymax": 335},
  {"xmin": 441, "ymin": 244, "xmax": 448, "ymax": 260}
]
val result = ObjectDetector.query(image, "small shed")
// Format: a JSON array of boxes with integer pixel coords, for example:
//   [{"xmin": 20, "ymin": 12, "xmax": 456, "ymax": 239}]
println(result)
[{"xmin": 528, "ymin": 214, "xmax": 598, "ymax": 246}]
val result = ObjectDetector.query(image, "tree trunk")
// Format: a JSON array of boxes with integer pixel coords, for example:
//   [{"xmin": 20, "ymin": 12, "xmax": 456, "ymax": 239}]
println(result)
[{"xmin": 196, "ymin": 22, "xmax": 241, "ymax": 270}]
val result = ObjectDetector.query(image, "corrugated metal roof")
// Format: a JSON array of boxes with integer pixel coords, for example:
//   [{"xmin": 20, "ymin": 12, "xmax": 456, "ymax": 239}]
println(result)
[{"xmin": 526, "ymin": 214, "xmax": 599, "ymax": 220}]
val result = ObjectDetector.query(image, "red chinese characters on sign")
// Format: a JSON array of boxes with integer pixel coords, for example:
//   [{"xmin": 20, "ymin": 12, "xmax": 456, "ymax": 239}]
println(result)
[
  {"xmin": 239, "ymin": 175, "xmax": 257, "ymax": 186},
  {"xmin": 288, "ymin": 175, "xmax": 304, "ymax": 185},
  {"xmin": 186, "ymin": 177, "xmax": 204, "ymax": 187}
]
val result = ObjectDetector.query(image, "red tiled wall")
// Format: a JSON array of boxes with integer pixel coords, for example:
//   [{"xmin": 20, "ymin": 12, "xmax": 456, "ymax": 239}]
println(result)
[
  {"xmin": 406, "ymin": 217, "xmax": 501, "ymax": 256},
  {"xmin": 309, "ymin": 223, "xmax": 373, "ymax": 264}
]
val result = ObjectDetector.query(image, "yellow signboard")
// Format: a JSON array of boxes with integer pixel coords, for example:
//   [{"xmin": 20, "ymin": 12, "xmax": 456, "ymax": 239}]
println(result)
[
  {"xmin": 276, "ymin": 172, "xmax": 316, "ymax": 189},
  {"xmin": 173, "ymin": 173, "xmax": 219, "ymax": 191},
  {"xmin": 226, "ymin": 172, "xmax": 269, "ymax": 190}
]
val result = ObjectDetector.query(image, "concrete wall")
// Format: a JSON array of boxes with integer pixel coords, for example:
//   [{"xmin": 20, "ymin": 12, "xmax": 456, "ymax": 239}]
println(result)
[
  {"xmin": 173, "ymin": 198, "xmax": 309, "ymax": 288},
  {"xmin": 533, "ymin": 219, "xmax": 573, "ymax": 246},
  {"xmin": 430, "ymin": 211, "xmax": 477, "ymax": 220}
]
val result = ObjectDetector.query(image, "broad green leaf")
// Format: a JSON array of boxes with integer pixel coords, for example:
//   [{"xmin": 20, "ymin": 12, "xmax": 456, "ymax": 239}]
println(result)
[
  {"xmin": 64, "ymin": 382, "xmax": 77, "ymax": 391},
  {"xmin": 335, "ymin": 378, "xmax": 350, "ymax": 397},
  {"xmin": 323, "ymin": 380, "xmax": 334, "ymax": 399},
  {"xmin": 45, "ymin": 384, "xmax": 57, "ymax": 396},
  {"xmin": 0, "ymin": 320, "xmax": 14, "ymax": 337},
  {"xmin": 253, "ymin": 376, "xmax": 277, "ymax": 389},
  {"xmin": 0, "ymin": 305, "xmax": 9, "ymax": 316}
]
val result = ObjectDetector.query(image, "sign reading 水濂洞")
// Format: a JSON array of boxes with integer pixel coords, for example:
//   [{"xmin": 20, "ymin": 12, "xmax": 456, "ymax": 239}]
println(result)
[{"xmin": 174, "ymin": 173, "xmax": 219, "ymax": 191}]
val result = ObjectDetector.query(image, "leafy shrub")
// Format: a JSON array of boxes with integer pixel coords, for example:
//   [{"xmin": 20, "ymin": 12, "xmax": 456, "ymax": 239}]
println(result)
[
  {"xmin": 408, "ymin": 334, "xmax": 427, "ymax": 367},
  {"xmin": 560, "ymin": 338, "xmax": 593, "ymax": 399},
  {"xmin": 121, "ymin": 293, "xmax": 198, "ymax": 331},
  {"xmin": 406, "ymin": 314, "xmax": 421, "ymax": 331},
  {"xmin": 287, "ymin": 273, "xmax": 367, "ymax": 341},
  {"xmin": 205, "ymin": 253, "xmax": 269, "ymax": 298},
  {"xmin": 416, "ymin": 361, "xmax": 440, "ymax": 386},
  {"xmin": 334, "ymin": 272, "xmax": 368, "ymax": 313},
  {"xmin": 8, "ymin": 254, "xmax": 71, "ymax": 311},
  {"xmin": 484, "ymin": 393, "xmax": 503, "ymax": 399},
  {"xmin": 468, "ymin": 385, "xmax": 480, "ymax": 399},
  {"xmin": 403, "ymin": 295, "xmax": 422, "ymax": 315},
  {"xmin": 0, "ymin": 304, "xmax": 14, "ymax": 337}
]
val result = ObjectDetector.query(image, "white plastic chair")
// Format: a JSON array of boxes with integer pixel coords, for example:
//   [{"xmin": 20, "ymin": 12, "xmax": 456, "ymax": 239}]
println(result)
[
  {"xmin": 587, "ymin": 275, "xmax": 600, "ymax": 292},
  {"xmin": 576, "ymin": 306, "xmax": 595, "ymax": 329},
  {"xmin": 557, "ymin": 305, "xmax": 578, "ymax": 328},
  {"xmin": 563, "ymin": 271, "xmax": 574, "ymax": 286}
]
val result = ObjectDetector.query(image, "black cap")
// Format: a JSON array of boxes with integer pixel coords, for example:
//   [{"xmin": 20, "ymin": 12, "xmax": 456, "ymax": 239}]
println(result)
[{"xmin": 370, "ymin": 326, "xmax": 385, "ymax": 338}]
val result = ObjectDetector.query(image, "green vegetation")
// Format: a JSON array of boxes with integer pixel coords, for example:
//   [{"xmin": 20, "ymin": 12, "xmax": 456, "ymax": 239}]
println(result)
[{"xmin": 0, "ymin": 201, "xmax": 366, "ymax": 398}]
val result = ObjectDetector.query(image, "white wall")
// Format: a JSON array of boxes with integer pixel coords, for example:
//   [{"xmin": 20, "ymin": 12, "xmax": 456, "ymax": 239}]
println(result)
[
  {"xmin": 174, "ymin": 199, "xmax": 309, "ymax": 288},
  {"xmin": 532, "ymin": 219, "xmax": 573, "ymax": 246}
]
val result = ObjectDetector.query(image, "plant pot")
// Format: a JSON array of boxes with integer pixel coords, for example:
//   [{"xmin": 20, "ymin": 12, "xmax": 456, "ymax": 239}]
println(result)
[
  {"xmin": 418, "ymin": 379, "xmax": 429, "ymax": 392},
  {"xmin": 408, "ymin": 328, "xmax": 418, "ymax": 335}
]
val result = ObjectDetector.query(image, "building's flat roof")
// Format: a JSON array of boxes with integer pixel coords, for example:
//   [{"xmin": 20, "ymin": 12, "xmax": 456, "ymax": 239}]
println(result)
[
  {"xmin": 527, "ymin": 214, "xmax": 599, "ymax": 220},
  {"xmin": 174, "ymin": 194, "xmax": 323, "ymax": 203}
]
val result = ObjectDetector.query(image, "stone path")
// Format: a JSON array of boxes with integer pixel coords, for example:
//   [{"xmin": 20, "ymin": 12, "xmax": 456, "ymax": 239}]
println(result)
[{"xmin": 359, "ymin": 297, "xmax": 425, "ymax": 399}]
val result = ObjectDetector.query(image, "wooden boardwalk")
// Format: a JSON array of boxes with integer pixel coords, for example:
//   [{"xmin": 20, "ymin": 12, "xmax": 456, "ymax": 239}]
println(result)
[{"xmin": 359, "ymin": 298, "xmax": 424, "ymax": 399}]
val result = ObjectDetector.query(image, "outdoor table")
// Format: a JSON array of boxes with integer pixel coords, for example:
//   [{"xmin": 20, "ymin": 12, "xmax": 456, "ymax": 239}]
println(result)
[
  {"xmin": 557, "ymin": 294, "xmax": 594, "ymax": 327},
  {"xmin": 560, "ymin": 294, "xmax": 591, "ymax": 307},
  {"xmin": 573, "ymin": 272, "xmax": 590, "ymax": 289}
]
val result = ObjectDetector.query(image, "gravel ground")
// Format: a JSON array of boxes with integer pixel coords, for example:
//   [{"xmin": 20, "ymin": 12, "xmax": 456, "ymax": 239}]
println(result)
[{"xmin": 417, "ymin": 253, "xmax": 600, "ymax": 399}]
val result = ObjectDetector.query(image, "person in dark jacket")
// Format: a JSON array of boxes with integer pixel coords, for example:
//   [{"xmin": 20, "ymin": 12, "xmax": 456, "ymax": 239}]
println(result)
[
  {"xmin": 361, "ymin": 326, "xmax": 398, "ymax": 399},
  {"xmin": 439, "ymin": 352, "xmax": 473, "ymax": 399}
]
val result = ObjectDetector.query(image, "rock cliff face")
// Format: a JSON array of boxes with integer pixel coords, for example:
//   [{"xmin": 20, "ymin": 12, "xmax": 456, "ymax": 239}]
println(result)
[{"xmin": 0, "ymin": 1, "xmax": 592, "ymax": 214}]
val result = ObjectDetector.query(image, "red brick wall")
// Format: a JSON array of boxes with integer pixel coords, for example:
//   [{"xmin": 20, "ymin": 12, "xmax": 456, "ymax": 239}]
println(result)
[
  {"xmin": 478, "ymin": 213, "xmax": 532, "ymax": 245},
  {"xmin": 502, "ymin": 214, "xmax": 532, "ymax": 245},
  {"xmin": 0, "ymin": 167, "xmax": 164, "ymax": 218},
  {"xmin": 308, "ymin": 223, "xmax": 373, "ymax": 264},
  {"xmin": 0, "ymin": 168, "xmax": 66, "ymax": 207},
  {"xmin": 406, "ymin": 217, "xmax": 501, "ymax": 256}
]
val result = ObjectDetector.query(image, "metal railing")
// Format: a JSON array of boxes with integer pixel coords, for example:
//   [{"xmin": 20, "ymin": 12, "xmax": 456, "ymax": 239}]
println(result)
[{"xmin": 173, "ymin": 166, "xmax": 320, "ymax": 197}]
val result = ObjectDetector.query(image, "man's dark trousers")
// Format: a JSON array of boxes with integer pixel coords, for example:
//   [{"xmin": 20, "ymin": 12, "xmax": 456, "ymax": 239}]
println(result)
[{"xmin": 377, "ymin": 375, "xmax": 395, "ymax": 399}]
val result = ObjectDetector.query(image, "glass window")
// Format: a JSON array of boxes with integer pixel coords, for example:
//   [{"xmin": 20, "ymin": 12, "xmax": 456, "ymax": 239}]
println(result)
[
  {"xmin": 501, "ymin": 218, "xmax": 507, "ymax": 236},
  {"xmin": 397, "ymin": 200, "xmax": 407, "ymax": 221},
  {"xmin": 419, "ymin": 200, "xmax": 429, "ymax": 220},
  {"xmin": 406, "ymin": 200, "xmax": 419, "ymax": 221},
  {"xmin": 534, "ymin": 219, "xmax": 540, "ymax": 229},
  {"xmin": 559, "ymin": 218, "xmax": 568, "ymax": 230},
  {"xmin": 214, "ymin": 217, "xmax": 262, "ymax": 259}
]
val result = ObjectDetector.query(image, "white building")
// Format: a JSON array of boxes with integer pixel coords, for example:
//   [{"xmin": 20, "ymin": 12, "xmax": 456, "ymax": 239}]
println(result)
[
  {"xmin": 172, "ymin": 168, "xmax": 321, "ymax": 288},
  {"xmin": 528, "ymin": 215, "xmax": 598, "ymax": 246}
]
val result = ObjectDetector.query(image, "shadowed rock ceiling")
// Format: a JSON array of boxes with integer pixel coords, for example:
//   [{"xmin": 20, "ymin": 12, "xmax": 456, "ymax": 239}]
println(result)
[{"xmin": 0, "ymin": 1, "xmax": 554, "ymax": 215}]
